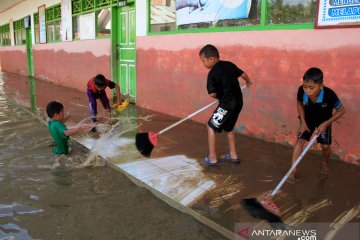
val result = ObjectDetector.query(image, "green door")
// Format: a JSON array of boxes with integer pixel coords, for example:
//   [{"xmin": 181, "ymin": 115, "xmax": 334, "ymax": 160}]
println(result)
[{"xmin": 117, "ymin": 3, "xmax": 136, "ymax": 102}]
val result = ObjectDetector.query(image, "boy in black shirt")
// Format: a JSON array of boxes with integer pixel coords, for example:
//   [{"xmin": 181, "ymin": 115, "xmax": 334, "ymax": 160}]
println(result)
[
  {"xmin": 289, "ymin": 67, "xmax": 345, "ymax": 182},
  {"xmin": 199, "ymin": 44, "xmax": 251, "ymax": 165}
]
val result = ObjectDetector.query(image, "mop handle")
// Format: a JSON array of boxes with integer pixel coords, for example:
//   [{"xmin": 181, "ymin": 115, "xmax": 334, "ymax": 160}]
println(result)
[
  {"xmin": 158, "ymin": 85, "xmax": 247, "ymax": 135},
  {"xmin": 271, "ymin": 134, "xmax": 318, "ymax": 196},
  {"xmin": 158, "ymin": 101, "xmax": 217, "ymax": 135}
]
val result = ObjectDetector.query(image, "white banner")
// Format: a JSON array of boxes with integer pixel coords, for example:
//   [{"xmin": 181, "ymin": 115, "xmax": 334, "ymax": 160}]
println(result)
[
  {"xmin": 79, "ymin": 12, "xmax": 96, "ymax": 40},
  {"xmin": 38, "ymin": 5, "xmax": 46, "ymax": 44},
  {"xmin": 61, "ymin": 0, "xmax": 73, "ymax": 41}
]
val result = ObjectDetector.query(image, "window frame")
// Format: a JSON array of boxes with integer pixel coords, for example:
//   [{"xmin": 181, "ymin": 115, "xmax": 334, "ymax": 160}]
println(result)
[
  {"xmin": 33, "ymin": 12, "xmax": 40, "ymax": 44},
  {"xmin": 13, "ymin": 19, "xmax": 26, "ymax": 46},
  {"xmin": 0, "ymin": 24, "xmax": 11, "ymax": 46},
  {"xmin": 148, "ymin": 0, "xmax": 315, "ymax": 36},
  {"xmin": 95, "ymin": 8, "xmax": 112, "ymax": 38},
  {"xmin": 71, "ymin": 0, "xmax": 118, "ymax": 40},
  {"xmin": 46, "ymin": 4, "xmax": 62, "ymax": 43}
]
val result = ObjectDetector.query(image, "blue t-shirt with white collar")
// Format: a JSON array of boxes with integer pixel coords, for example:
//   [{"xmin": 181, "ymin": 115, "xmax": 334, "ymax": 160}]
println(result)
[{"xmin": 297, "ymin": 86, "xmax": 342, "ymax": 128}]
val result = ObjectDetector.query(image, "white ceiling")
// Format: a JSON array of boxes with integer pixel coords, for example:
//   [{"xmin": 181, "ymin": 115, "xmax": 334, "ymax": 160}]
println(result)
[{"xmin": 0, "ymin": 0, "xmax": 25, "ymax": 14}]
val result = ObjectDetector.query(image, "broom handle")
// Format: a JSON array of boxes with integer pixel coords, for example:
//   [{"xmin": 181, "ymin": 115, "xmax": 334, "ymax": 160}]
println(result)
[
  {"xmin": 271, "ymin": 134, "xmax": 318, "ymax": 196},
  {"xmin": 158, "ymin": 101, "xmax": 218, "ymax": 135},
  {"xmin": 158, "ymin": 85, "xmax": 247, "ymax": 135}
]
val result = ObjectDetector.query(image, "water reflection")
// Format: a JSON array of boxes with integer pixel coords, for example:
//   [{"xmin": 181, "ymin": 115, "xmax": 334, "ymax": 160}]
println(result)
[
  {"xmin": 0, "ymin": 223, "xmax": 35, "ymax": 240},
  {"xmin": 27, "ymin": 77, "xmax": 37, "ymax": 113},
  {"xmin": 51, "ymin": 168, "xmax": 73, "ymax": 187},
  {"xmin": 0, "ymin": 203, "xmax": 43, "ymax": 217}
]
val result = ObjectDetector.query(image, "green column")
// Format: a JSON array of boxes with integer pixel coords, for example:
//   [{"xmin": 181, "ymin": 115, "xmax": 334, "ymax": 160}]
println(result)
[
  {"xmin": 25, "ymin": 27, "xmax": 34, "ymax": 77},
  {"xmin": 28, "ymin": 76, "xmax": 37, "ymax": 113},
  {"xmin": 111, "ymin": 6, "xmax": 118, "ymax": 101}
]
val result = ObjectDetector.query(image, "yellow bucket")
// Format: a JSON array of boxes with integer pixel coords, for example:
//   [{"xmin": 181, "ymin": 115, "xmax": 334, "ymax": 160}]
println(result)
[{"xmin": 112, "ymin": 96, "xmax": 130, "ymax": 112}]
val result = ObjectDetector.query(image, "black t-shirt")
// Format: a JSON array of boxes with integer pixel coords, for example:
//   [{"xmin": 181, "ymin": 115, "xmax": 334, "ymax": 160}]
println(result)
[
  {"xmin": 207, "ymin": 60, "xmax": 244, "ymax": 104},
  {"xmin": 297, "ymin": 86, "xmax": 342, "ymax": 128}
]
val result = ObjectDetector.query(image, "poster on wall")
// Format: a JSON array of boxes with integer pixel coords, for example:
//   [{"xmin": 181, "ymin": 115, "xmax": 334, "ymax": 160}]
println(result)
[
  {"xmin": 79, "ymin": 12, "xmax": 96, "ymax": 40},
  {"xmin": 176, "ymin": 0, "xmax": 251, "ymax": 26},
  {"xmin": 315, "ymin": 0, "xmax": 360, "ymax": 28},
  {"xmin": 38, "ymin": 5, "xmax": 46, "ymax": 43},
  {"xmin": 61, "ymin": 0, "xmax": 73, "ymax": 41}
]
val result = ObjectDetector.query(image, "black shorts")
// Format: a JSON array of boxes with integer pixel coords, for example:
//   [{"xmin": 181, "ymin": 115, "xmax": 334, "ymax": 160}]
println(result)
[
  {"xmin": 297, "ymin": 125, "xmax": 332, "ymax": 145},
  {"xmin": 208, "ymin": 101, "xmax": 243, "ymax": 133}
]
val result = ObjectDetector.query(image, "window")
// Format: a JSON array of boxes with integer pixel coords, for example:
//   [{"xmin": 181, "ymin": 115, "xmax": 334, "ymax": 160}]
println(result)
[
  {"xmin": 150, "ymin": 0, "xmax": 316, "ymax": 33},
  {"xmin": 0, "ymin": 24, "xmax": 11, "ymax": 46},
  {"xmin": 178, "ymin": 0, "xmax": 261, "ymax": 30},
  {"xmin": 34, "ymin": 13, "xmax": 40, "ymax": 43},
  {"xmin": 216, "ymin": 0, "xmax": 261, "ymax": 27},
  {"xmin": 13, "ymin": 19, "xmax": 26, "ymax": 45},
  {"xmin": 71, "ymin": 0, "xmax": 117, "ymax": 39},
  {"xmin": 72, "ymin": 15, "xmax": 80, "ymax": 39},
  {"xmin": 47, "ymin": 21, "xmax": 61, "ymax": 42},
  {"xmin": 46, "ymin": 4, "xmax": 62, "ymax": 42},
  {"xmin": 150, "ymin": 0, "xmax": 176, "ymax": 32},
  {"xmin": 96, "ymin": 8, "xmax": 111, "ymax": 37},
  {"xmin": 268, "ymin": 0, "xmax": 317, "ymax": 24}
]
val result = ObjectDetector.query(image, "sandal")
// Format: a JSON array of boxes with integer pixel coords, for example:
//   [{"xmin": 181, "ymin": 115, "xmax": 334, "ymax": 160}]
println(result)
[
  {"xmin": 204, "ymin": 156, "xmax": 221, "ymax": 166},
  {"xmin": 223, "ymin": 153, "xmax": 240, "ymax": 164}
]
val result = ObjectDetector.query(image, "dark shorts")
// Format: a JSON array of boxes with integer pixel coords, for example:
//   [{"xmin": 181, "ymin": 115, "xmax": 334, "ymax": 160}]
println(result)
[
  {"xmin": 208, "ymin": 101, "xmax": 243, "ymax": 133},
  {"xmin": 297, "ymin": 125, "xmax": 332, "ymax": 145}
]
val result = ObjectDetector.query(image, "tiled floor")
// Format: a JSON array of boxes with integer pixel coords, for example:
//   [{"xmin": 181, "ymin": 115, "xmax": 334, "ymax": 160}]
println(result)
[
  {"xmin": 117, "ymin": 155, "xmax": 217, "ymax": 207},
  {"xmin": 77, "ymin": 133, "xmax": 219, "ymax": 210}
]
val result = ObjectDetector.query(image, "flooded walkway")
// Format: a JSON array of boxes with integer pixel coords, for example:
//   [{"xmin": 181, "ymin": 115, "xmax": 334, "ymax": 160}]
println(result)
[
  {"xmin": 0, "ymin": 72, "xmax": 225, "ymax": 240},
  {"xmin": 1, "ymin": 72, "xmax": 359, "ymax": 239}
]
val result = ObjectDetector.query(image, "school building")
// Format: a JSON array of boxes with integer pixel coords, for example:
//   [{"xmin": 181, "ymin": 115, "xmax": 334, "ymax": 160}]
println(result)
[{"xmin": 0, "ymin": 0, "xmax": 359, "ymax": 164}]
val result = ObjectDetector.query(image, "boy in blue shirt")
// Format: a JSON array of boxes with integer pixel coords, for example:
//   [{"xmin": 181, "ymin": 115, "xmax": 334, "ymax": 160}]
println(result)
[
  {"xmin": 199, "ymin": 44, "xmax": 251, "ymax": 165},
  {"xmin": 289, "ymin": 67, "xmax": 346, "ymax": 182}
]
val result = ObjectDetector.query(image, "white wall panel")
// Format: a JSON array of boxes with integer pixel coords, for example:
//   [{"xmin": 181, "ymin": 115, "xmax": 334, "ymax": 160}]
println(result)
[{"xmin": 136, "ymin": 0, "xmax": 147, "ymax": 36}]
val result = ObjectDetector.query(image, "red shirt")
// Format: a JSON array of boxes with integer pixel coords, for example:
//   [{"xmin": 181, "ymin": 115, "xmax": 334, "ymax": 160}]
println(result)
[{"xmin": 87, "ymin": 77, "xmax": 115, "ymax": 93}]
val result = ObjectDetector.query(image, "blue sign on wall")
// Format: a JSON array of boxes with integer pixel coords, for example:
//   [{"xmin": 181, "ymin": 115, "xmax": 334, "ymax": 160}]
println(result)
[{"xmin": 316, "ymin": 0, "xmax": 360, "ymax": 28}]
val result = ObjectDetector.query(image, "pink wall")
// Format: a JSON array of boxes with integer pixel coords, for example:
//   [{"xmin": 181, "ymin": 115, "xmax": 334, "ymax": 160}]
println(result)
[
  {"xmin": 0, "ymin": 46, "xmax": 27, "ymax": 75},
  {"xmin": 32, "ymin": 39, "xmax": 112, "ymax": 93},
  {"xmin": 136, "ymin": 28, "xmax": 360, "ymax": 165},
  {"xmin": 0, "ymin": 39, "xmax": 112, "ymax": 95}
]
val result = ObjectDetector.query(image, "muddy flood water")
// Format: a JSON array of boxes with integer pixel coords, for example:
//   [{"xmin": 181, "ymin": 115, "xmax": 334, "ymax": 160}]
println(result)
[{"xmin": 0, "ymin": 72, "xmax": 225, "ymax": 240}]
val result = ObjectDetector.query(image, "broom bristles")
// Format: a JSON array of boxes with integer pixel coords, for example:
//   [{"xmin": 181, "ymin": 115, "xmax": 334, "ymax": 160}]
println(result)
[
  {"xmin": 240, "ymin": 198, "xmax": 283, "ymax": 223},
  {"xmin": 135, "ymin": 132, "xmax": 155, "ymax": 157}
]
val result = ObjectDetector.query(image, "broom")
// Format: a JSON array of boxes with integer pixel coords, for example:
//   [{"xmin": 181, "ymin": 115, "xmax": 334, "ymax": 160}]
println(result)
[
  {"xmin": 241, "ymin": 134, "xmax": 318, "ymax": 222},
  {"xmin": 136, "ymin": 85, "xmax": 247, "ymax": 157}
]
